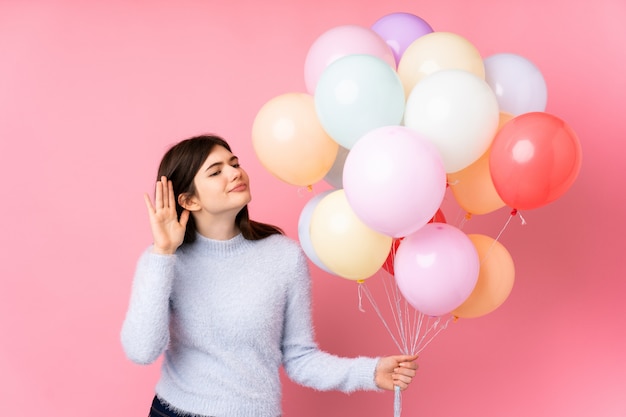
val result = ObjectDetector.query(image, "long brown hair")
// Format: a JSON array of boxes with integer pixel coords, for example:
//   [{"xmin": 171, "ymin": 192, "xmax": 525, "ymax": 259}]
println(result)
[{"xmin": 156, "ymin": 134, "xmax": 283, "ymax": 243}]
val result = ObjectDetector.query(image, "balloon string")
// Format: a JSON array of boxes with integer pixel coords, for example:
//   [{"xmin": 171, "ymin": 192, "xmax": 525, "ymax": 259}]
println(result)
[
  {"xmin": 475, "ymin": 208, "xmax": 526, "ymax": 265},
  {"xmin": 358, "ymin": 277, "xmax": 453, "ymax": 417},
  {"xmin": 411, "ymin": 311, "xmax": 428, "ymax": 354},
  {"xmin": 360, "ymin": 274, "xmax": 453, "ymax": 356},
  {"xmin": 455, "ymin": 207, "xmax": 470, "ymax": 230},
  {"xmin": 493, "ymin": 210, "xmax": 515, "ymax": 243},
  {"xmin": 357, "ymin": 281, "xmax": 366, "ymax": 313},
  {"xmin": 296, "ymin": 185, "xmax": 313, "ymax": 198},
  {"xmin": 394, "ymin": 385, "xmax": 402, "ymax": 417},
  {"xmin": 358, "ymin": 268, "xmax": 453, "ymax": 417},
  {"xmin": 382, "ymin": 271, "xmax": 409, "ymax": 353},
  {"xmin": 385, "ymin": 244, "xmax": 410, "ymax": 353},
  {"xmin": 358, "ymin": 282, "xmax": 405, "ymax": 352},
  {"xmin": 509, "ymin": 208, "xmax": 527, "ymax": 225},
  {"xmin": 414, "ymin": 315, "xmax": 453, "ymax": 355},
  {"xmin": 479, "ymin": 210, "xmax": 515, "ymax": 266}
]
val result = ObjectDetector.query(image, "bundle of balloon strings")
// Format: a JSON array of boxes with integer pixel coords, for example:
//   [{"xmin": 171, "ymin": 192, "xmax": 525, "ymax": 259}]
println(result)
[{"xmin": 358, "ymin": 276, "xmax": 452, "ymax": 417}]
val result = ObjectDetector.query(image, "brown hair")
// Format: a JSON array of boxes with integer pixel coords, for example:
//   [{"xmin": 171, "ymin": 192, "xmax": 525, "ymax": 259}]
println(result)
[{"xmin": 156, "ymin": 134, "xmax": 283, "ymax": 243}]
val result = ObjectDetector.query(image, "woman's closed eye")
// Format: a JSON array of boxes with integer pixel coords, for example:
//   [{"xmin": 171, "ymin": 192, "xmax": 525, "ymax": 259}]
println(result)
[{"xmin": 208, "ymin": 163, "xmax": 240, "ymax": 177}]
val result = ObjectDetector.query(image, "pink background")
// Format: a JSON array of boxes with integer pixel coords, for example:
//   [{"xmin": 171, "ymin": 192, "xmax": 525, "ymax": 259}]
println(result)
[{"xmin": 1, "ymin": 1, "xmax": 624, "ymax": 416}]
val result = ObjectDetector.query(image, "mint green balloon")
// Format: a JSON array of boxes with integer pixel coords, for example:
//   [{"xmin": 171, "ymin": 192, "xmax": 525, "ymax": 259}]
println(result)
[{"xmin": 314, "ymin": 54, "xmax": 405, "ymax": 149}]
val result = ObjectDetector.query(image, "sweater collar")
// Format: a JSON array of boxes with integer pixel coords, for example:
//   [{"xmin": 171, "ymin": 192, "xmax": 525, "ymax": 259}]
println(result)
[{"xmin": 191, "ymin": 232, "xmax": 253, "ymax": 257}]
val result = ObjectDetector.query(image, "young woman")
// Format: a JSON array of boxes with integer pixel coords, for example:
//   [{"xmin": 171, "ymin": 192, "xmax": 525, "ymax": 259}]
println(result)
[{"xmin": 121, "ymin": 134, "xmax": 418, "ymax": 417}]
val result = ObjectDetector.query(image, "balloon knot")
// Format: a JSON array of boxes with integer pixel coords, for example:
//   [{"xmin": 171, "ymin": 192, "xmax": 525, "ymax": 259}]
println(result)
[
  {"xmin": 307, "ymin": 185, "xmax": 313, "ymax": 192},
  {"xmin": 356, "ymin": 279, "xmax": 365, "ymax": 284},
  {"xmin": 510, "ymin": 208, "xmax": 518, "ymax": 216},
  {"xmin": 464, "ymin": 212, "xmax": 472, "ymax": 220},
  {"xmin": 453, "ymin": 316, "xmax": 459, "ymax": 323}
]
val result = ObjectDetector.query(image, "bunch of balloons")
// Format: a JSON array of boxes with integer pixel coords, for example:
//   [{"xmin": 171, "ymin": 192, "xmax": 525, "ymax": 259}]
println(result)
[{"xmin": 252, "ymin": 12, "xmax": 582, "ymax": 320}]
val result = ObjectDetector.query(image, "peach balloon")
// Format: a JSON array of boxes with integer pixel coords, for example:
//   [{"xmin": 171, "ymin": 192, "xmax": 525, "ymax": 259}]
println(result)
[
  {"xmin": 447, "ymin": 112, "xmax": 513, "ymax": 215},
  {"xmin": 252, "ymin": 92, "xmax": 338, "ymax": 187},
  {"xmin": 452, "ymin": 234, "xmax": 515, "ymax": 319},
  {"xmin": 397, "ymin": 31, "xmax": 485, "ymax": 97},
  {"xmin": 309, "ymin": 189, "xmax": 392, "ymax": 281}
]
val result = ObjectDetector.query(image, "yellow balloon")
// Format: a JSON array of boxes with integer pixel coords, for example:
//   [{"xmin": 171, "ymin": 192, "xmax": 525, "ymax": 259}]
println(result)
[
  {"xmin": 310, "ymin": 190, "xmax": 392, "ymax": 280},
  {"xmin": 452, "ymin": 234, "xmax": 515, "ymax": 319},
  {"xmin": 397, "ymin": 31, "xmax": 485, "ymax": 98},
  {"xmin": 447, "ymin": 112, "xmax": 513, "ymax": 215},
  {"xmin": 252, "ymin": 92, "xmax": 339, "ymax": 187}
]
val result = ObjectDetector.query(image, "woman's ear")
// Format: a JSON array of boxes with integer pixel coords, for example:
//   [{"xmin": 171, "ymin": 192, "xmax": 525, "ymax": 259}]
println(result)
[{"xmin": 178, "ymin": 193, "xmax": 201, "ymax": 211}]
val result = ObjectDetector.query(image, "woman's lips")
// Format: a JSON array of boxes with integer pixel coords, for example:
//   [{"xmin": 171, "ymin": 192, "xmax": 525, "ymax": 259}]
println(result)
[{"xmin": 229, "ymin": 183, "xmax": 248, "ymax": 192}]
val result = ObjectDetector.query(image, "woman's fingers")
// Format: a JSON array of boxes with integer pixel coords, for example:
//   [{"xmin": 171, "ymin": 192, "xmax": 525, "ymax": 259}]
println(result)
[
  {"xmin": 160, "ymin": 176, "xmax": 170, "ymax": 209},
  {"xmin": 393, "ymin": 377, "xmax": 411, "ymax": 390},
  {"xmin": 179, "ymin": 209, "xmax": 190, "ymax": 228},
  {"xmin": 393, "ymin": 368, "xmax": 416, "ymax": 391},
  {"xmin": 143, "ymin": 192, "xmax": 156, "ymax": 214},
  {"xmin": 147, "ymin": 175, "xmax": 184, "ymax": 227},
  {"xmin": 153, "ymin": 176, "xmax": 177, "ymax": 214},
  {"xmin": 143, "ymin": 176, "xmax": 186, "ymax": 255},
  {"xmin": 154, "ymin": 177, "xmax": 164, "ymax": 209},
  {"xmin": 398, "ymin": 358, "xmax": 419, "ymax": 371},
  {"xmin": 167, "ymin": 178, "xmax": 177, "ymax": 212},
  {"xmin": 394, "ymin": 365, "xmax": 417, "ymax": 378}
]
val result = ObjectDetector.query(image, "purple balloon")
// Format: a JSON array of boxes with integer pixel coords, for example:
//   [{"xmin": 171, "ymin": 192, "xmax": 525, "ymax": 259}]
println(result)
[
  {"xmin": 484, "ymin": 53, "xmax": 548, "ymax": 116},
  {"xmin": 372, "ymin": 12, "xmax": 434, "ymax": 66}
]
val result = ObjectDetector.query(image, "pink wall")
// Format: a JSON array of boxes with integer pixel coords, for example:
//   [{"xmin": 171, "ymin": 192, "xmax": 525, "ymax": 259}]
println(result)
[{"xmin": 1, "ymin": 1, "xmax": 624, "ymax": 416}]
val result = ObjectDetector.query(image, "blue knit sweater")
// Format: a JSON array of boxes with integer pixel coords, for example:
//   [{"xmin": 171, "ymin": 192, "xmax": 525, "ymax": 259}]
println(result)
[{"xmin": 121, "ymin": 232, "xmax": 380, "ymax": 417}]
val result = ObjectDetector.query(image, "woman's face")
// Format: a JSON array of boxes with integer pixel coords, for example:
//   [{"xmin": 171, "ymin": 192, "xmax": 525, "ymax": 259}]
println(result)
[{"xmin": 188, "ymin": 145, "xmax": 251, "ymax": 219}]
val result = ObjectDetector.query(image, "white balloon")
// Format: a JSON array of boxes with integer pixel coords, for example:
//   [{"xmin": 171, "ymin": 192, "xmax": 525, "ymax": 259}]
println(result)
[
  {"xmin": 404, "ymin": 69, "xmax": 500, "ymax": 173},
  {"xmin": 484, "ymin": 53, "xmax": 547, "ymax": 116}
]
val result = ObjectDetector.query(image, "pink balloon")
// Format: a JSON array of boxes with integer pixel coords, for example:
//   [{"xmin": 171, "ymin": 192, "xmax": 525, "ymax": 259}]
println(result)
[
  {"xmin": 304, "ymin": 25, "xmax": 396, "ymax": 94},
  {"xmin": 394, "ymin": 223, "xmax": 479, "ymax": 317},
  {"xmin": 343, "ymin": 126, "xmax": 447, "ymax": 238},
  {"xmin": 371, "ymin": 12, "xmax": 433, "ymax": 65}
]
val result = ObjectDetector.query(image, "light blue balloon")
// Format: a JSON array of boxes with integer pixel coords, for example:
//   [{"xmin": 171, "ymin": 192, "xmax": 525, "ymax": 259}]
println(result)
[
  {"xmin": 314, "ymin": 54, "xmax": 405, "ymax": 149},
  {"xmin": 297, "ymin": 190, "xmax": 335, "ymax": 274}
]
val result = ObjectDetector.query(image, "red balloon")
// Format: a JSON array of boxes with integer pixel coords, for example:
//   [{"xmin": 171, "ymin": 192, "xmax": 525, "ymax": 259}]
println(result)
[
  {"xmin": 489, "ymin": 112, "xmax": 582, "ymax": 210},
  {"xmin": 430, "ymin": 208, "xmax": 447, "ymax": 223},
  {"xmin": 382, "ymin": 238, "xmax": 402, "ymax": 275}
]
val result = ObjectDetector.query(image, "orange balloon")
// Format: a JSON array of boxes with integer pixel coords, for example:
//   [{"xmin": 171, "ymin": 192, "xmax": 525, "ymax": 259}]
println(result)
[
  {"xmin": 309, "ymin": 190, "xmax": 392, "ymax": 281},
  {"xmin": 447, "ymin": 112, "xmax": 513, "ymax": 215},
  {"xmin": 397, "ymin": 31, "xmax": 485, "ymax": 98},
  {"xmin": 452, "ymin": 234, "xmax": 515, "ymax": 318},
  {"xmin": 252, "ymin": 92, "xmax": 339, "ymax": 187}
]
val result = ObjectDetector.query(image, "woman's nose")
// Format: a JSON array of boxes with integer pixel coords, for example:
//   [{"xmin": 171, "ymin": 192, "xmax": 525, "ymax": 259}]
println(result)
[{"xmin": 227, "ymin": 165, "xmax": 242, "ymax": 180}]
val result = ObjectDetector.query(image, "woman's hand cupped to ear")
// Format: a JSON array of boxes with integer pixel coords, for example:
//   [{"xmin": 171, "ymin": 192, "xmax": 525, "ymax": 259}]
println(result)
[{"xmin": 144, "ymin": 176, "xmax": 190, "ymax": 255}]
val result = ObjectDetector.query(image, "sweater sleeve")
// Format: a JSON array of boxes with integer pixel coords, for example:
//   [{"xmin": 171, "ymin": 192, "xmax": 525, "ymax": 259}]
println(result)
[
  {"xmin": 281, "ymin": 248, "xmax": 382, "ymax": 393},
  {"xmin": 120, "ymin": 248, "xmax": 176, "ymax": 365}
]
